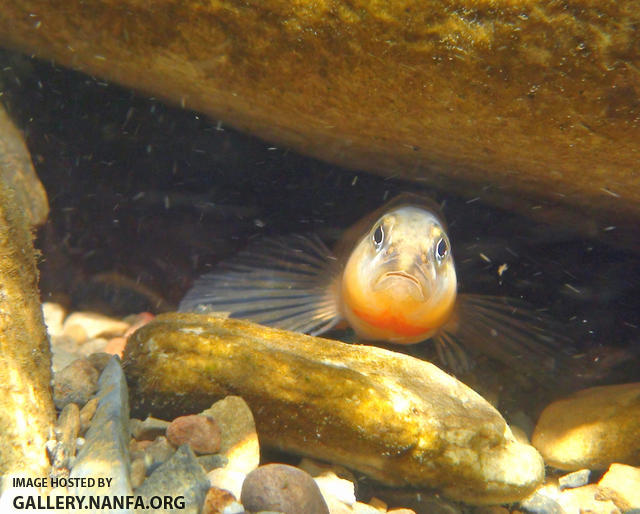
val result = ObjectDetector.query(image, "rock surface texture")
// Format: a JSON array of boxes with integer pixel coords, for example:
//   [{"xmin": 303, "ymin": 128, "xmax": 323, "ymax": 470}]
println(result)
[
  {"xmin": 124, "ymin": 313, "xmax": 545, "ymax": 504},
  {"xmin": 0, "ymin": 1, "xmax": 639, "ymax": 246},
  {"xmin": 0, "ymin": 104, "xmax": 53, "ymax": 477},
  {"xmin": 532, "ymin": 382, "xmax": 640, "ymax": 471}
]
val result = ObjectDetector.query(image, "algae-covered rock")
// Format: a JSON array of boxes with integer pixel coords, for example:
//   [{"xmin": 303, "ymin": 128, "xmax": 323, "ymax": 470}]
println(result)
[
  {"xmin": 0, "ymin": 106, "xmax": 53, "ymax": 476},
  {"xmin": 532, "ymin": 382, "xmax": 640, "ymax": 471},
  {"xmin": 0, "ymin": 104, "xmax": 48, "ymax": 226},
  {"xmin": 1, "ymin": 0, "xmax": 639, "ymax": 245},
  {"xmin": 124, "ymin": 313, "xmax": 544, "ymax": 504}
]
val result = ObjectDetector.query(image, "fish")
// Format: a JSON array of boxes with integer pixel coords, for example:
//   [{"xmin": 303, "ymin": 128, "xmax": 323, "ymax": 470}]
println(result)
[{"xmin": 179, "ymin": 194, "xmax": 570, "ymax": 377}]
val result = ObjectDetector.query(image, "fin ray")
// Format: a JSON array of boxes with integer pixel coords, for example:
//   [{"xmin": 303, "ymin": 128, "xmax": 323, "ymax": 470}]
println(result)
[{"xmin": 179, "ymin": 234, "xmax": 341, "ymax": 336}]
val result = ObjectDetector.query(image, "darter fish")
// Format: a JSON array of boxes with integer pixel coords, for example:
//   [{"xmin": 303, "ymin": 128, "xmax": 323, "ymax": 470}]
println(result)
[{"xmin": 180, "ymin": 194, "xmax": 568, "ymax": 375}]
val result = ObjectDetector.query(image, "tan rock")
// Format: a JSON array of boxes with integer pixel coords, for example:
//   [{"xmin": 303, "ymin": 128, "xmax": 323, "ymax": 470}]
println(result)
[
  {"xmin": 201, "ymin": 396, "xmax": 259, "ymax": 474},
  {"xmin": 596, "ymin": 463, "xmax": 640, "ymax": 512},
  {"xmin": 62, "ymin": 312, "xmax": 130, "ymax": 341},
  {"xmin": 124, "ymin": 313, "xmax": 545, "ymax": 504},
  {"xmin": 532, "ymin": 383, "xmax": 640, "ymax": 470},
  {"xmin": 0, "ymin": 105, "xmax": 54, "ymax": 477},
  {"xmin": 1, "ymin": 1, "xmax": 640, "ymax": 247}
]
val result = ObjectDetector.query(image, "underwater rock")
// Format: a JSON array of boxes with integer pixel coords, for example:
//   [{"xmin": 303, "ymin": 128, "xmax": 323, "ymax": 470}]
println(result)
[
  {"xmin": 200, "ymin": 396, "xmax": 260, "ymax": 474},
  {"xmin": 532, "ymin": 382, "xmax": 640, "ymax": 470},
  {"xmin": 70, "ymin": 357, "xmax": 132, "ymax": 502},
  {"xmin": 241, "ymin": 464, "xmax": 330, "ymax": 514},
  {"xmin": 53, "ymin": 357, "xmax": 99, "ymax": 410},
  {"xmin": 0, "ymin": 103, "xmax": 48, "ymax": 226},
  {"xmin": 0, "ymin": 119, "xmax": 54, "ymax": 475},
  {"xmin": 1, "ymin": 1, "xmax": 640, "ymax": 245},
  {"xmin": 166, "ymin": 414, "xmax": 222, "ymax": 455},
  {"xmin": 596, "ymin": 463, "xmax": 640, "ymax": 512},
  {"xmin": 124, "ymin": 313, "xmax": 545, "ymax": 504},
  {"xmin": 135, "ymin": 444, "xmax": 209, "ymax": 514}
]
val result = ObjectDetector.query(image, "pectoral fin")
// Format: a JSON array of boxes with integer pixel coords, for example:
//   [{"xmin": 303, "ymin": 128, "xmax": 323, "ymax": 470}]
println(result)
[{"xmin": 179, "ymin": 234, "xmax": 342, "ymax": 335}]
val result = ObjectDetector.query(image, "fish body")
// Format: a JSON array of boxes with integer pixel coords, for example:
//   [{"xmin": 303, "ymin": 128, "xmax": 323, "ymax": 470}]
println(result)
[{"xmin": 180, "ymin": 194, "xmax": 568, "ymax": 375}]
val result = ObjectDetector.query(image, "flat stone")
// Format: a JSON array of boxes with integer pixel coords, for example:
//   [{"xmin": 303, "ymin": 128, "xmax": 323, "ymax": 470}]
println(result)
[
  {"xmin": 125, "ymin": 314, "xmax": 545, "ymax": 504},
  {"xmin": 201, "ymin": 396, "xmax": 259, "ymax": 474},
  {"xmin": 135, "ymin": 445, "xmax": 210, "ymax": 514},
  {"xmin": 241, "ymin": 464, "xmax": 329, "ymax": 514},
  {"xmin": 532, "ymin": 382, "xmax": 640, "ymax": 470},
  {"xmin": 596, "ymin": 463, "xmax": 640, "ymax": 512},
  {"xmin": 70, "ymin": 357, "xmax": 133, "ymax": 509},
  {"xmin": 53, "ymin": 357, "xmax": 99, "ymax": 410},
  {"xmin": 167, "ymin": 414, "xmax": 222, "ymax": 455},
  {"xmin": 558, "ymin": 469, "xmax": 591, "ymax": 490}
]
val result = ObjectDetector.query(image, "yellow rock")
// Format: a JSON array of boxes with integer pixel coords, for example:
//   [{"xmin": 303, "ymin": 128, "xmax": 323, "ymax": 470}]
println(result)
[
  {"xmin": 532, "ymin": 382, "xmax": 640, "ymax": 471},
  {"xmin": 0, "ymin": 1, "xmax": 639, "ymax": 246},
  {"xmin": 124, "ymin": 313, "xmax": 544, "ymax": 504},
  {"xmin": 597, "ymin": 463, "xmax": 640, "ymax": 512},
  {"xmin": 0, "ymin": 109, "xmax": 54, "ymax": 476}
]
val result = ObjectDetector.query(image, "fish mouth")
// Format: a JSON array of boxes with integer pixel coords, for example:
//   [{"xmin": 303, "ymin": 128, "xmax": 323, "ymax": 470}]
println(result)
[{"xmin": 375, "ymin": 271, "xmax": 426, "ymax": 301}]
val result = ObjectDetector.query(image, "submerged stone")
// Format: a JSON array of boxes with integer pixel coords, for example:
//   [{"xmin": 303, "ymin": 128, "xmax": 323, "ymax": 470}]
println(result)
[
  {"xmin": 532, "ymin": 382, "xmax": 640, "ymax": 470},
  {"xmin": 124, "ymin": 313, "xmax": 544, "ymax": 504}
]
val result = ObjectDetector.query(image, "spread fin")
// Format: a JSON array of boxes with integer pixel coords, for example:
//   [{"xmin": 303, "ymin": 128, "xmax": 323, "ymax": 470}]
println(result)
[
  {"xmin": 433, "ymin": 294, "xmax": 574, "ymax": 381},
  {"xmin": 179, "ymin": 234, "xmax": 342, "ymax": 335}
]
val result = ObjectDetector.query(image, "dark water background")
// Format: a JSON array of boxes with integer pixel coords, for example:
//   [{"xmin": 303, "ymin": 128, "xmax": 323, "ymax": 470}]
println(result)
[{"xmin": 1, "ymin": 48, "xmax": 638, "ymax": 388}]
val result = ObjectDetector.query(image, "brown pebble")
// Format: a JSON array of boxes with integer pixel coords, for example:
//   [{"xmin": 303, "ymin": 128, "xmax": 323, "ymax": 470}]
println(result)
[
  {"xmin": 241, "ymin": 463, "xmax": 329, "ymax": 514},
  {"xmin": 167, "ymin": 415, "xmax": 221, "ymax": 455},
  {"xmin": 202, "ymin": 487, "xmax": 237, "ymax": 514},
  {"xmin": 87, "ymin": 352, "xmax": 114, "ymax": 373},
  {"xmin": 53, "ymin": 358, "xmax": 99, "ymax": 410}
]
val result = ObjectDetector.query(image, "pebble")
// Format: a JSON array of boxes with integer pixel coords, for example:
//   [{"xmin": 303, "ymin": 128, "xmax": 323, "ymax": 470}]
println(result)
[
  {"xmin": 202, "ymin": 487, "xmax": 239, "ymax": 514},
  {"xmin": 52, "ymin": 402, "xmax": 80, "ymax": 470},
  {"xmin": 532, "ymin": 382, "xmax": 640, "ymax": 470},
  {"xmin": 167, "ymin": 414, "xmax": 222, "ymax": 455},
  {"xmin": 69, "ymin": 357, "xmax": 133, "ymax": 501},
  {"xmin": 596, "ymin": 463, "xmax": 640, "ymax": 512},
  {"xmin": 42, "ymin": 302, "xmax": 66, "ymax": 337},
  {"xmin": 53, "ymin": 357, "xmax": 99, "ymax": 410},
  {"xmin": 78, "ymin": 398, "xmax": 99, "ymax": 433},
  {"xmin": 198, "ymin": 454, "xmax": 228, "ymax": 472},
  {"xmin": 77, "ymin": 337, "xmax": 109, "ymax": 357},
  {"xmin": 201, "ymin": 396, "xmax": 259, "ymax": 473},
  {"xmin": 130, "ymin": 416, "xmax": 170, "ymax": 440},
  {"xmin": 105, "ymin": 336, "xmax": 127, "ymax": 357},
  {"xmin": 298, "ymin": 458, "xmax": 356, "ymax": 506},
  {"xmin": 241, "ymin": 464, "xmax": 329, "ymax": 514},
  {"xmin": 50, "ymin": 335, "xmax": 83, "ymax": 372},
  {"xmin": 87, "ymin": 352, "xmax": 115, "ymax": 373},
  {"xmin": 520, "ymin": 481, "xmax": 621, "ymax": 514},
  {"xmin": 558, "ymin": 469, "xmax": 591, "ymax": 490},
  {"xmin": 141, "ymin": 436, "xmax": 176, "ymax": 475},
  {"xmin": 130, "ymin": 457, "xmax": 146, "ymax": 488},
  {"xmin": 62, "ymin": 311, "xmax": 130, "ymax": 341},
  {"xmin": 135, "ymin": 445, "xmax": 210, "ymax": 514}
]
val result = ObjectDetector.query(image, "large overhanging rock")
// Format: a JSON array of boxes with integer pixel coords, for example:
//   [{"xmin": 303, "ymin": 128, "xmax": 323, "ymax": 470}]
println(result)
[
  {"xmin": 0, "ymin": 1, "xmax": 638, "ymax": 246},
  {"xmin": 123, "ymin": 313, "xmax": 545, "ymax": 505}
]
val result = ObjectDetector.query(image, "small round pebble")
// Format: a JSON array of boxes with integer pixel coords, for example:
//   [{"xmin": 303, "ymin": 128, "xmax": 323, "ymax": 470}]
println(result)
[
  {"xmin": 166, "ymin": 415, "xmax": 221, "ymax": 455},
  {"xmin": 241, "ymin": 464, "xmax": 330, "ymax": 514},
  {"xmin": 202, "ymin": 487, "xmax": 238, "ymax": 514},
  {"xmin": 53, "ymin": 357, "xmax": 99, "ymax": 410}
]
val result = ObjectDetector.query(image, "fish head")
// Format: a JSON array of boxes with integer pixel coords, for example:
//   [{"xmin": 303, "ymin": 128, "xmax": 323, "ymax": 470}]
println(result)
[{"xmin": 341, "ymin": 205, "xmax": 457, "ymax": 343}]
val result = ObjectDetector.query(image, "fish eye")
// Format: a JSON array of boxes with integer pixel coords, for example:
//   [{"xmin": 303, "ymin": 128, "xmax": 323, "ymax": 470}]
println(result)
[
  {"xmin": 435, "ymin": 237, "xmax": 449, "ymax": 262},
  {"xmin": 372, "ymin": 224, "xmax": 384, "ymax": 249}
]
